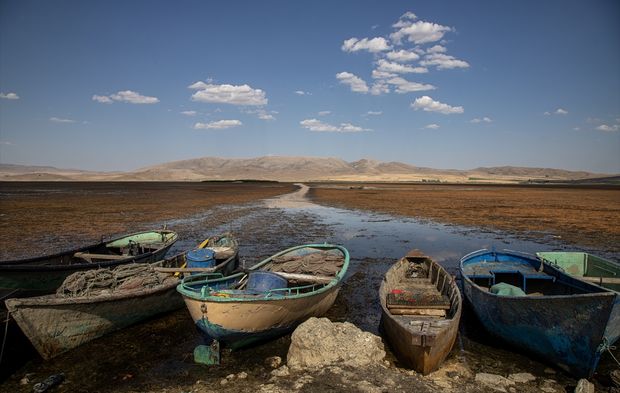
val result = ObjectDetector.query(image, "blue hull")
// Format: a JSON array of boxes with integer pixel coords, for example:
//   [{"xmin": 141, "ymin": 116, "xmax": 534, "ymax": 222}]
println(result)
[
  {"xmin": 461, "ymin": 249, "xmax": 619, "ymax": 377},
  {"xmin": 195, "ymin": 318, "xmax": 294, "ymax": 350}
]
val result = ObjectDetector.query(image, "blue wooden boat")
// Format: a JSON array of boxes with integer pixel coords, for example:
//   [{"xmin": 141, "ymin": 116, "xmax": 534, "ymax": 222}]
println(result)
[{"xmin": 460, "ymin": 249, "xmax": 620, "ymax": 377}]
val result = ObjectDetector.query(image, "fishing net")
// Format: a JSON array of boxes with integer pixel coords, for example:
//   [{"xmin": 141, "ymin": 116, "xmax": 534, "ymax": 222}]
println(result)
[
  {"xmin": 57, "ymin": 263, "xmax": 175, "ymax": 297},
  {"xmin": 268, "ymin": 251, "xmax": 344, "ymax": 276}
]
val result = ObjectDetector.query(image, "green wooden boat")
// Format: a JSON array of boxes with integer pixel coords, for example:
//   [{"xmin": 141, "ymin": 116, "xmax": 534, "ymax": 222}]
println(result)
[
  {"xmin": 537, "ymin": 252, "xmax": 620, "ymax": 292},
  {"xmin": 0, "ymin": 229, "xmax": 178, "ymax": 300}
]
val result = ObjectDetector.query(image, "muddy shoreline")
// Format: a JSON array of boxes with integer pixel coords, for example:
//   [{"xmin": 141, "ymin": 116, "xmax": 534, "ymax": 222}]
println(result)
[{"xmin": 1, "ymin": 182, "xmax": 619, "ymax": 392}]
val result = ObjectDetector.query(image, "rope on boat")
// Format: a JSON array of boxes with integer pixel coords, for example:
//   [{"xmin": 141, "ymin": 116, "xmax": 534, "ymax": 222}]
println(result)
[
  {"xmin": 268, "ymin": 251, "xmax": 344, "ymax": 276},
  {"xmin": 0, "ymin": 311, "xmax": 9, "ymax": 367},
  {"xmin": 57, "ymin": 263, "xmax": 175, "ymax": 297},
  {"xmin": 599, "ymin": 337, "xmax": 620, "ymax": 368}
]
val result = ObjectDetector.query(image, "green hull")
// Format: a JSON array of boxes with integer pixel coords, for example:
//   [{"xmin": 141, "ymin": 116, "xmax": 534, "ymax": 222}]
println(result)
[{"xmin": 537, "ymin": 252, "xmax": 620, "ymax": 292}]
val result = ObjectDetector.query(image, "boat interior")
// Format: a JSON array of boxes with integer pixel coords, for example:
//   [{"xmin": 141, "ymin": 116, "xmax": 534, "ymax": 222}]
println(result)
[
  {"xmin": 463, "ymin": 255, "xmax": 607, "ymax": 296},
  {"xmin": 188, "ymin": 247, "xmax": 347, "ymax": 299},
  {"xmin": 383, "ymin": 255, "xmax": 460, "ymax": 336}
]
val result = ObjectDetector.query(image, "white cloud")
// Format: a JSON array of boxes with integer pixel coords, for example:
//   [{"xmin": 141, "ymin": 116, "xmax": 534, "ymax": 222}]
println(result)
[
  {"xmin": 385, "ymin": 49, "xmax": 420, "ymax": 63},
  {"xmin": 295, "ymin": 90, "xmax": 311, "ymax": 95},
  {"xmin": 366, "ymin": 111, "xmax": 383, "ymax": 116},
  {"xmin": 0, "ymin": 140, "xmax": 14, "ymax": 145},
  {"xmin": 423, "ymin": 123, "xmax": 440, "ymax": 129},
  {"xmin": 427, "ymin": 45, "xmax": 447, "ymax": 53},
  {"xmin": 194, "ymin": 120, "xmax": 243, "ymax": 130},
  {"xmin": 336, "ymin": 72, "xmax": 369, "ymax": 94},
  {"xmin": 92, "ymin": 95, "xmax": 113, "ymax": 103},
  {"xmin": 391, "ymin": 20, "xmax": 453, "ymax": 45},
  {"xmin": 370, "ymin": 81, "xmax": 390, "ymax": 95},
  {"xmin": 318, "ymin": 111, "xmax": 331, "ymax": 116},
  {"xmin": 300, "ymin": 119, "xmax": 370, "ymax": 132},
  {"xmin": 545, "ymin": 108, "xmax": 569, "ymax": 116},
  {"xmin": 376, "ymin": 59, "xmax": 428, "ymax": 74},
  {"xmin": 411, "ymin": 96, "xmax": 464, "ymax": 114},
  {"xmin": 596, "ymin": 124, "xmax": 619, "ymax": 132},
  {"xmin": 93, "ymin": 90, "xmax": 159, "ymax": 104},
  {"xmin": 0, "ymin": 92, "xmax": 19, "ymax": 100},
  {"xmin": 110, "ymin": 90, "xmax": 159, "ymax": 104},
  {"xmin": 386, "ymin": 77, "xmax": 435, "ymax": 94},
  {"xmin": 180, "ymin": 110, "xmax": 197, "ymax": 116},
  {"xmin": 342, "ymin": 37, "xmax": 392, "ymax": 53},
  {"xmin": 189, "ymin": 82, "xmax": 267, "ymax": 106},
  {"xmin": 393, "ymin": 12, "xmax": 418, "ymax": 28},
  {"xmin": 245, "ymin": 108, "xmax": 277, "ymax": 121},
  {"xmin": 470, "ymin": 117, "xmax": 492, "ymax": 123},
  {"xmin": 50, "ymin": 117, "xmax": 76, "ymax": 123},
  {"xmin": 371, "ymin": 69, "xmax": 398, "ymax": 79},
  {"xmin": 421, "ymin": 53, "xmax": 469, "ymax": 69}
]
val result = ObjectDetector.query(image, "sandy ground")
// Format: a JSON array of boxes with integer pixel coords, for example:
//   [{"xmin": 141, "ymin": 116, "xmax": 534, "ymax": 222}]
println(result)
[{"xmin": 308, "ymin": 183, "xmax": 620, "ymax": 255}]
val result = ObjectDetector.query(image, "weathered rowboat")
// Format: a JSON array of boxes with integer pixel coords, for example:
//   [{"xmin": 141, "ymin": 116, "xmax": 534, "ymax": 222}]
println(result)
[
  {"xmin": 460, "ymin": 249, "xmax": 620, "ymax": 377},
  {"xmin": 5, "ymin": 233, "xmax": 240, "ymax": 360},
  {"xmin": 0, "ymin": 229, "xmax": 179, "ymax": 299},
  {"xmin": 177, "ymin": 243, "xmax": 349, "ymax": 350},
  {"xmin": 379, "ymin": 250, "xmax": 462, "ymax": 374},
  {"xmin": 537, "ymin": 252, "xmax": 620, "ymax": 292}
]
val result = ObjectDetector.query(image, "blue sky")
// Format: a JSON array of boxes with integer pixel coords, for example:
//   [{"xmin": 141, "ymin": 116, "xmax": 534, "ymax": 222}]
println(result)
[{"xmin": 0, "ymin": 0, "xmax": 619, "ymax": 173}]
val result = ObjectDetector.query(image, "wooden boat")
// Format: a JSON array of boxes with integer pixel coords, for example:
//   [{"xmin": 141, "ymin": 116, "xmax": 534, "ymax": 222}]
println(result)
[
  {"xmin": 460, "ymin": 249, "xmax": 620, "ymax": 377},
  {"xmin": 537, "ymin": 252, "xmax": 620, "ymax": 292},
  {"xmin": 0, "ymin": 229, "xmax": 179, "ymax": 300},
  {"xmin": 177, "ymin": 243, "xmax": 349, "ymax": 349},
  {"xmin": 5, "ymin": 233, "xmax": 240, "ymax": 360},
  {"xmin": 379, "ymin": 250, "xmax": 462, "ymax": 374}
]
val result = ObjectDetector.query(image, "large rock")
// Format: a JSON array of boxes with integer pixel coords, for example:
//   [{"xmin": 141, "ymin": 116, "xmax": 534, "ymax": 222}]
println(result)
[
  {"xmin": 287, "ymin": 317, "xmax": 386, "ymax": 370},
  {"xmin": 475, "ymin": 373, "xmax": 515, "ymax": 392},
  {"xmin": 575, "ymin": 379, "xmax": 595, "ymax": 393}
]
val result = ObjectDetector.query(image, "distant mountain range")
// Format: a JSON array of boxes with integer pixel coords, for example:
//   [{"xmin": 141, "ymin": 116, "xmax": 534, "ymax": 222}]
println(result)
[{"xmin": 0, "ymin": 156, "xmax": 614, "ymax": 183}]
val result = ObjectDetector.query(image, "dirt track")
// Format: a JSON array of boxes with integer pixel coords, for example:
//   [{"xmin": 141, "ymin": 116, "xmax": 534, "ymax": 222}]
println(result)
[{"xmin": 309, "ymin": 183, "xmax": 620, "ymax": 255}]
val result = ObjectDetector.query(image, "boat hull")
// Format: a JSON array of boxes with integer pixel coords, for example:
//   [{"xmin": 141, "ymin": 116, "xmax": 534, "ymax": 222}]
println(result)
[
  {"xmin": 183, "ymin": 286, "xmax": 340, "ymax": 349},
  {"xmin": 6, "ymin": 283, "xmax": 182, "ymax": 360}
]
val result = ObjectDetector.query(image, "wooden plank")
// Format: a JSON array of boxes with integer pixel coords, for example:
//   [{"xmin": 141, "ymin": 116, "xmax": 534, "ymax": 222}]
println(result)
[
  {"xmin": 274, "ymin": 272, "xmax": 333, "ymax": 284},
  {"xmin": 389, "ymin": 308, "xmax": 446, "ymax": 317},
  {"xmin": 579, "ymin": 276, "xmax": 620, "ymax": 285},
  {"xmin": 74, "ymin": 252, "xmax": 127, "ymax": 261}
]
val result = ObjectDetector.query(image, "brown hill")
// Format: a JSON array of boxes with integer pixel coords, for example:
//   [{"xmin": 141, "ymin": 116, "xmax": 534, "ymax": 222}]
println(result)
[{"xmin": 0, "ymin": 156, "xmax": 612, "ymax": 183}]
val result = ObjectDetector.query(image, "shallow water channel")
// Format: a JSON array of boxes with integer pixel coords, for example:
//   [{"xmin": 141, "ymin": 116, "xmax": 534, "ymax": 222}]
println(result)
[{"xmin": 2, "ymin": 184, "xmax": 618, "ymax": 392}]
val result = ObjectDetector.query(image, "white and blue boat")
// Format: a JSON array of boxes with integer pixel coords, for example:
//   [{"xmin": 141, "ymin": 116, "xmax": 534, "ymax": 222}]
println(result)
[{"xmin": 177, "ymin": 243, "xmax": 349, "ymax": 350}]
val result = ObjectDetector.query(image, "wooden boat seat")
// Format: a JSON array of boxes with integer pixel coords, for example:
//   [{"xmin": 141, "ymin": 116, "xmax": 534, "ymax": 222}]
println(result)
[{"xmin": 386, "ymin": 291, "xmax": 451, "ymax": 311}]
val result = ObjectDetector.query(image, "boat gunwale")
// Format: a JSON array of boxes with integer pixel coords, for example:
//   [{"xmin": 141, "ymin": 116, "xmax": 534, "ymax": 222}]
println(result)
[
  {"xmin": 177, "ymin": 243, "xmax": 350, "ymax": 303},
  {"xmin": 460, "ymin": 248, "xmax": 615, "ymax": 301},
  {"xmin": 0, "ymin": 229, "xmax": 179, "ymax": 271}
]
